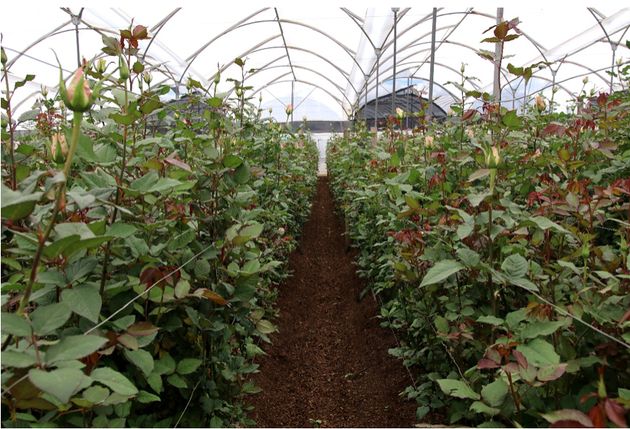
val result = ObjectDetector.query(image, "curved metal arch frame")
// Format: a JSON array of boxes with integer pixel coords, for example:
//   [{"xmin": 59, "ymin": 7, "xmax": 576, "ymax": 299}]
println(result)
[
  {"xmin": 180, "ymin": 15, "xmax": 367, "ymax": 89},
  {"xmin": 248, "ymin": 45, "xmax": 359, "ymax": 95},
  {"xmin": 252, "ymin": 78, "xmax": 346, "ymax": 112},
  {"xmin": 224, "ymin": 62, "xmax": 354, "ymax": 107}
]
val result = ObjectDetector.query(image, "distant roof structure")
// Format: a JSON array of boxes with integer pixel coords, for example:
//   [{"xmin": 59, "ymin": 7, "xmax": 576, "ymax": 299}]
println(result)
[{"xmin": 2, "ymin": 6, "xmax": 629, "ymax": 122}]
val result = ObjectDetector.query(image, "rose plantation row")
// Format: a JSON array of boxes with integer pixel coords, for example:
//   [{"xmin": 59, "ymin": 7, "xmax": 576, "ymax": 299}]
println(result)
[
  {"xmin": 327, "ymin": 61, "xmax": 630, "ymax": 426},
  {"xmin": 1, "ymin": 27, "xmax": 318, "ymax": 427}
]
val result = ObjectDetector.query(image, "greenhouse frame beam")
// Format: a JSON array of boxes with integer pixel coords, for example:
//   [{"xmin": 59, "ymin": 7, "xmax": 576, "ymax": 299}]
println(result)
[
  {"xmin": 252, "ymin": 78, "xmax": 345, "ymax": 111},
  {"xmin": 251, "ymin": 45, "xmax": 359, "ymax": 95},
  {"xmin": 141, "ymin": 8, "xmax": 182, "ymax": 62},
  {"xmin": 226, "ymin": 63, "xmax": 353, "ymax": 107},
  {"xmin": 179, "ymin": 8, "xmax": 271, "ymax": 87},
  {"xmin": 273, "ymin": 8, "xmax": 297, "ymax": 81},
  {"xmin": 206, "ymin": 34, "xmax": 282, "ymax": 88},
  {"xmin": 182, "ymin": 16, "xmax": 366, "ymax": 88},
  {"xmin": 5, "ymin": 19, "xmax": 73, "ymax": 69}
]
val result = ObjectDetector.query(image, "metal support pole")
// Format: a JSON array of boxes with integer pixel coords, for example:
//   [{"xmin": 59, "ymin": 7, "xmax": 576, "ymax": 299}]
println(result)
[
  {"xmin": 364, "ymin": 73, "xmax": 369, "ymax": 124},
  {"xmin": 406, "ymin": 77, "xmax": 411, "ymax": 129},
  {"xmin": 610, "ymin": 44, "xmax": 617, "ymax": 92},
  {"xmin": 375, "ymin": 47, "xmax": 381, "ymax": 129},
  {"xmin": 493, "ymin": 7, "xmax": 504, "ymax": 104},
  {"xmin": 291, "ymin": 80, "xmax": 295, "ymax": 126},
  {"xmin": 392, "ymin": 8, "xmax": 399, "ymax": 117},
  {"xmin": 427, "ymin": 8, "xmax": 437, "ymax": 122},
  {"xmin": 71, "ymin": 8, "xmax": 84, "ymax": 67}
]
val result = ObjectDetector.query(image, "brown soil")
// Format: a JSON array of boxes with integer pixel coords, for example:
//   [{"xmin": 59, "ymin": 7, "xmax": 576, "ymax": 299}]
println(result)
[{"xmin": 247, "ymin": 177, "xmax": 417, "ymax": 428}]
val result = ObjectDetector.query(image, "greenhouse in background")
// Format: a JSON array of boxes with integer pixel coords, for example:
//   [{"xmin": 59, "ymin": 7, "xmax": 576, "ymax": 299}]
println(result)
[{"xmin": 1, "ymin": 5, "xmax": 629, "ymax": 429}]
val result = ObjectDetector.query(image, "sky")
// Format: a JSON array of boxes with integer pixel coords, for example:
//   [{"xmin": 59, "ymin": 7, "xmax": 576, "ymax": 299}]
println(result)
[{"xmin": 1, "ymin": 2, "xmax": 629, "ymax": 121}]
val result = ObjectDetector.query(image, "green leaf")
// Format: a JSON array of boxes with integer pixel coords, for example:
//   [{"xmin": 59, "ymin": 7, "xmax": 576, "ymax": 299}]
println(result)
[
  {"xmin": 147, "ymin": 373, "xmax": 163, "ymax": 394},
  {"xmin": 528, "ymin": 216, "xmax": 569, "ymax": 234},
  {"xmin": 468, "ymin": 168, "xmax": 490, "ymax": 182},
  {"xmin": 256, "ymin": 319, "xmax": 276, "ymax": 334},
  {"xmin": 481, "ymin": 379, "xmax": 508, "ymax": 407},
  {"xmin": 130, "ymin": 171, "xmax": 159, "ymax": 193},
  {"xmin": 152, "ymin": 353, "xmax": 176, "ymax": 375},
  {"xmin": 434, "ymin": 316, "xmax": 449, "ymax": 334},
  {"xmin": 1, "ymin": 312, "xmax": 32, "ymax": 336},
  {"xmin": 43, "ymin": 235, "xmax": 81, "ymax": 259},
  {"xmin": 470, "ymin": 400, "xmax": 500, "ymax": 416},
  {"xmin": 1, "ymin": 185, "xmax": 43, "ymax": 220},
  {"xmin": 124, "ymin": 349, "xmax": 154, "ymax": 377},
  {"xmin": 46, "ymin": 335, "xmax": 107, "ymax": 363},
  {"xmin": 167, "ymin": 229, "xmax": 195, "ymax": 251},
  {"xmin": 516, "ymin": 339, "xmax": 560, "ymax": 366},
  {"xmin": 477, "ymin": 315, "xmax": 504, "ymax": 326},
  {"xmin": 61, "ymin": 286, "xmax": 102, "ymax": 323},
  {"xmin": 137, "ymin": 390, "xmax": 160, "ymax": 403},
  {"xmin": 501, "ymin": 254, "xmax": 528, "ymax": 279},
  {"xmin": 82, "ymin": 385, "xmax": 110, "ymax": 404},
  {"xmin": 468, "ymin": 191, "xmax": 491, "ymax": 207},
  {"xmin": 54, "ymin": 222, "xmax": 95, "ymax": 240},
  {"xmin": 1, "ymin": 350, "xmax": 37, "ymax": 368},
  {"xmin": 107, "ymin": 223, "xmax": 138, "ymax": 238},
  {"xmin": 457, "ymin": 248, "xmax": 480, "ymax": 267},
  {"xmin": 501, "ymin": 110, "xmax": 522, "ymax": 129},
  {"xmin": 176, "ymin": 358, "xmax": 202, "ymax": 375},
  {"xmin": 166, "ymin": 373, "xmax": 187, "ymax": 389},
  {"xmin": 233, "ymin": 162, "xmax": 251, "ymax": 184},
  {"xmin": 91, "ymin": 367, "xmax": 138, "ymax": 396},
  {"xmin": 420, "ymin": 260, "xmax": 464, "ymax": 288},
  {"xmin": 223, "ymin": 154, "xmax": 242, "ymax": 168},
  {"xmin": 29, "ymin": 368, "xmax": 90, "ymax": 403},
  {"xmin": 437, "ymin": 379, "xmax": 480, "ymax": 400},
  {"xmin": 31, "ymin": 303, "xmax": 72, "ymax": 335},
  {"xmin": 521, "ymin": 320, "xmax": 566, "ymax": 339}
]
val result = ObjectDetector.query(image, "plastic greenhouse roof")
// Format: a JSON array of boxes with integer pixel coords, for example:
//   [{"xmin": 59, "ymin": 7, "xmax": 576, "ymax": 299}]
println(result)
[{"xmin": 2, "ymin": 5, "xmax": 629, "ymax": 122}]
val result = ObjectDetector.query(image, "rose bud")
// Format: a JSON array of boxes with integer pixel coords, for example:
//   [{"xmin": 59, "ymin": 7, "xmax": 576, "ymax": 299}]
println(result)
[
  {"xmin": 485, "ymin": 146, "xmax": 501, "ymax": 169},
  {"xmin": 59, "ymin": 67, "xmax": 96, "ymax": 112},
  {"xmin": 424, "ymin": 135, "xmax": 434, "ymax": 148},
  {"xmin": 50, "ymin": 132, "xmax": 68, "ymax": 163},
  {"xmin": 535, "ymin": 95, "xmax": 546, "ymax": 113}
]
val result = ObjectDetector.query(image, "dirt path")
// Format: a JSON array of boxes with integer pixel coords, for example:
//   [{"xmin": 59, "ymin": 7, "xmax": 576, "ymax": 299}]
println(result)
[{"xmin": 247, "ymin": 177, "xmax": 417, "ymax": 428}]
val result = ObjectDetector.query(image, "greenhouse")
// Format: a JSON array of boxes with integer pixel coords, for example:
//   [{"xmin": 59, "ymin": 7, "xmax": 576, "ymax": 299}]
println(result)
[{"xmin": 1, "ymin": 5, "xmax": 629, "ymax": 428}]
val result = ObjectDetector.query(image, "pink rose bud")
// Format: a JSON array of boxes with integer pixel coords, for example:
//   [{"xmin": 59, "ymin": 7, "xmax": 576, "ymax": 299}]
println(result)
[
  {"xmin": 59, "ymin": 67, "xmax": 96, "ymax": 112},
  {"xmin": 535, "ymin": 95, "xmax": 546, "ymax": 113}
]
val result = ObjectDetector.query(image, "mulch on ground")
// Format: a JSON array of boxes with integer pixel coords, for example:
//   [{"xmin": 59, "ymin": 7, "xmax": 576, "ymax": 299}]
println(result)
[{"xmin": 247, "ymin": 177, "xmax": 417, "ymax": 428}]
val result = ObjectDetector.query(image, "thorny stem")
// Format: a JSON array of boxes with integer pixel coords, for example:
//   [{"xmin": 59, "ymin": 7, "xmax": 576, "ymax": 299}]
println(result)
[
  {"xmin": 99, "ymin": 79, "xmax": 130, "ymax": 296},
  {"xmin": 3, "ymin": 62, "xmax": 17, "ymax": 190},
  {"xmin": 18, "ymin": 111, "xmax": 83, "ymax": 314},
  {"xmin": 506, "ymin": 370, "xmax": 521, "ymax": 413}
]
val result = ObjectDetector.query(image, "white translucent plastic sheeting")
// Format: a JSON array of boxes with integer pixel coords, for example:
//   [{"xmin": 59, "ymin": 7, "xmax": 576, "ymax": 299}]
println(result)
[{"xmin": 1, "ymin": 5, "xmax": 629, "ymax": 121}]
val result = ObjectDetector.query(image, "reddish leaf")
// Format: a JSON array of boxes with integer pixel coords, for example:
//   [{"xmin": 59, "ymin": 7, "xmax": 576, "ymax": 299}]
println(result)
[
  {"xmin": 165, "ymin": 156, "xmax": 192, "ymax": 172},
  {"xmin": 462, "ymin": 109, "xmax": 478, "ymax": 121},
  {"xmin": 538, "ymin": 363, "xmax": 567, "ymax": 381},
  {"xmin": 542, "ymin": 123, "xmax": 567, "ymax": 137},
  {"xmin": 604, "ymin": 399, "xmax": 627, "ymax": 428},
  {"xmin": 542, "ymin": 409, "xmax": 593, "ymax": 428},
  {"xmin": 193, "ymin": 288, "xmax": 228, "ymax": 305},
  {"xmin": 513, "ymin": 350, "xmax": 528, "ymax": 369},
  {"xmin": 139, "ymin": 266, "xmax": 179, "ymax": 289},
  {"xmin": 589, "ymin": 403, "xmax": 606, "ymax": 428},
  {"xmin": 127, "ymin": 321, "xmax": 159, "ymax": 337},
  {"xmin": 596, "ymin": 92, "xmax": 609, "ymax": 107},
  {"xmin": 132, "ymin": 25, "xmax": 149, "ymax": 40},
  {"xmin": 478, "ymin": 358, "xmax": 500, "ymax": 369},
  {"xmin": 494, "ymin": 21, "xmax": 508, "ymax": 39}
]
